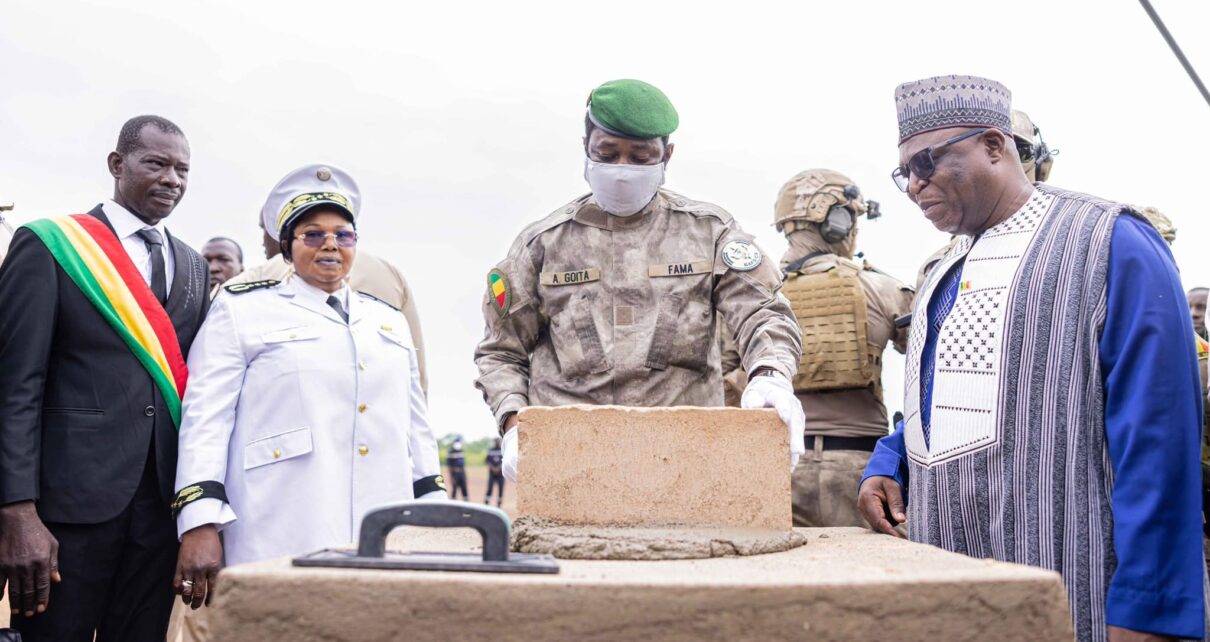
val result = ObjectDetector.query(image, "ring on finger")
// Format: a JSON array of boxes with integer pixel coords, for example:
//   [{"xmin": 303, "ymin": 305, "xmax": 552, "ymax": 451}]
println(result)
[{"xmin": 181, "ymin": 579, "xmax": 194, "ymax": 592}]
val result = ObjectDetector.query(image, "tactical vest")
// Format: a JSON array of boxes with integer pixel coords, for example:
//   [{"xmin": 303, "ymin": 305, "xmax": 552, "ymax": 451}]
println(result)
[{"xmin": 783, "ymin": 261, "xmax": 881, "ymax": 393}]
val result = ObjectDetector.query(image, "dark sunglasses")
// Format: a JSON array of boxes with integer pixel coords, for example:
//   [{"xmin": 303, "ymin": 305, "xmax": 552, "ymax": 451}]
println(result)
[
  {"xmin": 891, "ymin": 127, "xmax": 989, "ymax": 192},
  {"xmin": 294, "ymin": 230, "xmax": 358, "ymax": 248}
]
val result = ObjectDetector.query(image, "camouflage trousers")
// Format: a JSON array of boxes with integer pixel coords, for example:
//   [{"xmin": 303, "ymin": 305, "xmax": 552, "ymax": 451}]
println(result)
[{"xmin": 791, "ymin": 438, "xmax": 872, "ymax": 528}]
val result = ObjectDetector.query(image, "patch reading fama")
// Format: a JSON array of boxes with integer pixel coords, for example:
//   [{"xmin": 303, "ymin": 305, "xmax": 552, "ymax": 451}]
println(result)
[
  {"xmin": 488, "ymin": 268, "xmax": 511, "ymax": 317},
  {"xmin": 720, "ymin": 241, "xmax": 762, "ymax": 272},
  {"xmin": 224, "ymin": 279, "xmax": 280, "ymax": 294},
  {"xmin": 649, "ymin": 260, "xmax": 710, "ymax": 277},
  {"xmin": 540, "ymin": 267, "xmax": 600, "ymax": 286}
]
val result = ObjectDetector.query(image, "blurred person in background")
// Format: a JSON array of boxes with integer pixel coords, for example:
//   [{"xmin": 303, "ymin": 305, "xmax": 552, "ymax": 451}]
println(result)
[{"xmin": 201, "ymin": 237, "xmax": 243, "ymax": 292}]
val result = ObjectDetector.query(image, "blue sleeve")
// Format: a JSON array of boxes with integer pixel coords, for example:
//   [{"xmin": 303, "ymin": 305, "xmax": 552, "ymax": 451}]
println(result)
[
  {"xmin": 860, "ymin": 420, "xmax": 909, "ymax": 502},
  {"xmin": 1101, "ymin": 215, "xmax": 1205, "ymax": 637}
]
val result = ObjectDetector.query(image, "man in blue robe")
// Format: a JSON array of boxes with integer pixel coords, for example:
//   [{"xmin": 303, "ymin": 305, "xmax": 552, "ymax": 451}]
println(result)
[{"xmin": 859, "ymin": 74, "xmax": 1205, "ymax": 642}]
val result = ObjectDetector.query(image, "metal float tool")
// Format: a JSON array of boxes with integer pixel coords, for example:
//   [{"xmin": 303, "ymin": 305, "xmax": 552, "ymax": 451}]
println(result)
[{"xmin": 293, "ymin": 501, "xmax": 559, "ymax": 574}]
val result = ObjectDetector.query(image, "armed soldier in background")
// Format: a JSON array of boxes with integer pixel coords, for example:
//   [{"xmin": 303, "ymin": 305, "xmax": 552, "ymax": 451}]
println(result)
[{"xmin": 773, "ymin": 169, "xmax": 913, "ymax": 526}]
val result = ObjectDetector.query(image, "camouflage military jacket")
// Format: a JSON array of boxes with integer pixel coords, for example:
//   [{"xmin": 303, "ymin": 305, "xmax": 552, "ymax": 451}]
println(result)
[{"xmin": 474, "ymin": 190, "xmax": 802, "ymax": 427}]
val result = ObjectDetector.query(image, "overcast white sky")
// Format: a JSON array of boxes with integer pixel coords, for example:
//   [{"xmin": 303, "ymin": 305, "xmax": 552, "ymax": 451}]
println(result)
[{"xmin": 2, "ymin": 0, "xmax": 1207, "ymax": 440}]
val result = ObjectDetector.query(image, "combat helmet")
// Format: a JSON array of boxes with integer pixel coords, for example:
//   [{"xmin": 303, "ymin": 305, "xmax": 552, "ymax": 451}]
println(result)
[
  {"xmin": 1137, "ymin": 205, "xmax": 1176, "ymax": 245},
  {"xmin": 773, "ymin": 169, "xmax": 874, "ymax": 235},
  {"xmin": 1011, "ymin": 109, "xmax": 1056, "ymax": 182}
]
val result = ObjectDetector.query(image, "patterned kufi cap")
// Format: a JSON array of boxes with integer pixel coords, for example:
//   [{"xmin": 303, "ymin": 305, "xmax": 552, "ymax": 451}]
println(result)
[{"xmin": 895, "ymin": 75, "xmax": 1012, "ymax": 144}]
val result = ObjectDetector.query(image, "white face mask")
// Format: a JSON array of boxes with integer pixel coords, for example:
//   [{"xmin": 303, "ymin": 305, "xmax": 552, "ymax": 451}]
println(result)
[{"xmin": 583, "ymin": 158, "xmax": 666, "ymax": 217}]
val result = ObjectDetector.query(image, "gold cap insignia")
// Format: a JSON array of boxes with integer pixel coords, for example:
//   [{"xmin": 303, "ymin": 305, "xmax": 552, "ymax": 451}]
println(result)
[{"xmin": 317, "ymin": 167, "xmax": 332, "ymax": 181}]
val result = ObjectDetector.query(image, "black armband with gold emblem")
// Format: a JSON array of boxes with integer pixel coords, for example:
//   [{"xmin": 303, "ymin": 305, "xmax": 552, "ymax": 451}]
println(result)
[
  {"xmin": 171, "ymin": 481, "xmax": 229, "ymax": 519},
  {"xmin": 413, "ymin": 475, "xmax": 445, "ymax": 497}
]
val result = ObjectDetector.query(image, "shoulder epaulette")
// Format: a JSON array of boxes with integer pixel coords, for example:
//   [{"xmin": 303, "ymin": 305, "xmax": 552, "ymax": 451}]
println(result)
[
  {"xmin": 664, "ymin": 191, "xmax": 733, "ymax": 224},
  {"xmin": 357, "ymin": 290, "xmax": 400, "ymax": 312},
  {"xmin": 861, "ymin": 259, "xmax": 893, "ymax": 278},
  {"xmin": 224, "ymin": 279, "xmax": 279, "ymax": 294},
  {"xmin": 502, "ymin": 195, "xmax": 589, "ymax": 258}
]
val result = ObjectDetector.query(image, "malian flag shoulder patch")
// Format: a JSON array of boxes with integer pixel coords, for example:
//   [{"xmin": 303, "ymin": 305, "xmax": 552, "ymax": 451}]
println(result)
[{"xmin": 488, "ymin": 268, "xmax": 511, "ymax": 317}]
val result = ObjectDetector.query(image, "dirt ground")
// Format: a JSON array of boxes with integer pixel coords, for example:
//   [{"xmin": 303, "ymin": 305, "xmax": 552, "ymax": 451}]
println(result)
[{"xmin": 445, "ymin": 465, "xmax": 516, "ymax": 518}]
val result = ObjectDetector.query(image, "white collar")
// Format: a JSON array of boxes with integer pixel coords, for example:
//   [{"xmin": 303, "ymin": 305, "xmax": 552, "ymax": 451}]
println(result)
[
  {"xmin": 290, "ymin": 275, "xmax": 349, "ymax": 308},
  {"xmin": 104, "ymin": 199, "xmax": 169, "ymax": 241}
]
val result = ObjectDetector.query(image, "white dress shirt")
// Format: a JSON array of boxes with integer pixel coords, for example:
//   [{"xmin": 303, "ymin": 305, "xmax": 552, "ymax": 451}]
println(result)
[
  {"xmin": 102, "ymin": 200, "xmax": 176, "ymax": 296},
  {"xmin": 294, "ymin": 277, "xmax": 349, "ymax": 313}
]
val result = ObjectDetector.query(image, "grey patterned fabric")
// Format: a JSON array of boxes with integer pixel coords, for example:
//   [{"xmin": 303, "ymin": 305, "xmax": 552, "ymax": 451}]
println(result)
[
  {"xmin": 895, "ymin": 75, "xmax": 1013, "ymax": 144},
  {"xmin": 906, "ymin": 184, "xmax": 1129, "ymax": 642}
]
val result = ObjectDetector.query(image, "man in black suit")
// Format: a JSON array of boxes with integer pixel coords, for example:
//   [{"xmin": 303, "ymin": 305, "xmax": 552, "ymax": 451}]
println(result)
[{"xmin": 0, "ymin": 115, "xmax": 208, "ymax": 641}]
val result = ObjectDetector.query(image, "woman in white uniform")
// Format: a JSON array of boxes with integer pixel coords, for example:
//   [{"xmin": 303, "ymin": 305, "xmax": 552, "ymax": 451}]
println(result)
[{"xmin": 171, "ymin": 164, "xmax": 443, "ymax": 608}]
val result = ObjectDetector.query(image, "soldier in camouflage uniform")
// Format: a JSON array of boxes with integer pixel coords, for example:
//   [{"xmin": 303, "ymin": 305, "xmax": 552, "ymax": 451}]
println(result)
[
  {"xmin": 774, "ymin": 169, "xmax": 914, "ymax": 526},
  {"xmin": 474, "ymin": 79, "xmax": 805, "ymax": 479}
]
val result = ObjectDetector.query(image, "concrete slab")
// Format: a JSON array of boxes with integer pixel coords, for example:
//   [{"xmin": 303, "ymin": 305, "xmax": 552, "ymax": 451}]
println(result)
[
  {"xmin": 206, "ymin": 527, "xmax": 1074, "ymax": 642},
  {"xmin": 517, "ymin": 406, "xmax": 790, "ymax": 529}
]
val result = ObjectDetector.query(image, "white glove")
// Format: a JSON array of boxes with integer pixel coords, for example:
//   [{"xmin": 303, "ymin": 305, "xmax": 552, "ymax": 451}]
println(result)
[
  {"xmin": 502, "ymin": 427, "xmax": 518, "ymax": 482},
  {"xmin": 740, "ymin": 371, "xmax": 805, "ymax": 471}
]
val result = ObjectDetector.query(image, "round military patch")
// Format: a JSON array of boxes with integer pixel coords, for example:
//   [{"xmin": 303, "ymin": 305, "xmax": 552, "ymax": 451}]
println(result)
[
  {"xmin": 721, "ymin": 240, "xmax": 762, "ymax": 272},
  {"xmin": 488, "ymin": 268, "xmax": 511, "ymax": 317}
]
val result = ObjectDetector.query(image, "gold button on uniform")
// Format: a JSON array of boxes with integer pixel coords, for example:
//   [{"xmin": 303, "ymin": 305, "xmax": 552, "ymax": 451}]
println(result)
[
  {"xmin": 358, "ymin": 445, "xmax": 369, "ymax": 456},
  {"xmin": 358, "ymin": 403, "xmax": 367, "ymax": 413},
  {"xmin": 358, "ymin": 361, "xmax": 366, "ymax": 370},
  {"xmin": 273, "ymin": 449, "xmax": 281, "ymax": 459}
]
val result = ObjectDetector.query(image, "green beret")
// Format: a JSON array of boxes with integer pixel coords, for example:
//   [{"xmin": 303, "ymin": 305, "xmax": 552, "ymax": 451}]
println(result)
[{"xmin": 587, "ymin": 79, "xmax": 679, "ymax": 139}]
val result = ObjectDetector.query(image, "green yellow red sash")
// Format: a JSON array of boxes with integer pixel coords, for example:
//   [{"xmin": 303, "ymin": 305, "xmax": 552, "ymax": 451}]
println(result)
[{"xmin": 25, "ymin": 214, "xmax": 188, "ymax": 428}]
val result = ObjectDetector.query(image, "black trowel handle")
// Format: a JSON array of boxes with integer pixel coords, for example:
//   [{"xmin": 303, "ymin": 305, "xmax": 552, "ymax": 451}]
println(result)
[{"xmin": 356, "ymin": 501, "xmax": 512, "ymax": 562}]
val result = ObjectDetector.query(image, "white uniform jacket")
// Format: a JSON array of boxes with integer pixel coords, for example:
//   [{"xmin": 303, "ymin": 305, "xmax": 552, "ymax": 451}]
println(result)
[{"xmin": 174, "ymin": 277, "xmax": 443, "ymax": 566}]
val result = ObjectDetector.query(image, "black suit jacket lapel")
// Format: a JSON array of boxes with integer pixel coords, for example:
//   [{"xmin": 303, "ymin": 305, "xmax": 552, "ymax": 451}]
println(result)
[
  {"xmin": 86, "ymin": 204, "xmax": 116, "ymax": 236},
  {"xmin": 165, "ymin": 231, "xmax": 203, "ymax": 333}
]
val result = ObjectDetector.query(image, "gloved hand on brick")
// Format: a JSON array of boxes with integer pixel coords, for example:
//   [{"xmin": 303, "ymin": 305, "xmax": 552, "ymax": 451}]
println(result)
[{"xmin": 740, "ymin": 370, "xmax": 805, "ymax": 471}]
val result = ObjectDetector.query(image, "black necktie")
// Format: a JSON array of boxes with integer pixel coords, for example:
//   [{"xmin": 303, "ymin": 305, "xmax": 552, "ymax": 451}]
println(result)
[
  {"xmin": 326, "ymin": 295, "xmax": 349, "ymax": 323},
  {"xmin": 135, "ymin": 228, "xmax": 167, "ymax": 305}
]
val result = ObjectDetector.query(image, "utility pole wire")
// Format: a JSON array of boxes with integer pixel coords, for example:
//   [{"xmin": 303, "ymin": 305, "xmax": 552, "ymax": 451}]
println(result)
[{"xmin": 1138, "ymin": 0, "xmax": 1210, "ymax": 109}]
